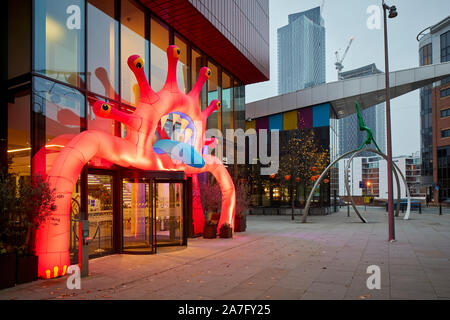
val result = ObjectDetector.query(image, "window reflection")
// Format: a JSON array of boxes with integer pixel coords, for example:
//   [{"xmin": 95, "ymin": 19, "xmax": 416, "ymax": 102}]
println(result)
[
  {"xmin": 222, "ymin": 72, "xmax": 233, "ymax": 130},
  {"xmin": 151, "ymin": 17, "xmax": 169, "ymax": 92},
  {"xmin": 34, "ymin": 0, "xmax": 85, "ymax": 88},
  {"xmin": 175, "ymin": 34, "xmax": 189, "ymax": 93},
  {"xmin": 191, "ymin": 48, "xmax": 206, "ymax": 109},
  {"xmin": 8, "ymin": 88, "xmax": 31, "ymax": 177},
  {"xmin": 207, "ymin": 61, "xmax": 220, "ymax": 130},
  {"xmin": 32, "ymin": 77, "xmax": 85, "ymax": 175},
  {"xmin": 87, "ymin": 0, "xmax": 119, "ymax": 100},
  {"xmin": 121, "ymin": 0, "xmax": 149, "ymax": 106}
]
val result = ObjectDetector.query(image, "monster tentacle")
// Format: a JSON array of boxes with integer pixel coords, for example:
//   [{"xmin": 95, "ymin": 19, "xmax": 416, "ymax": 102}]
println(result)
[
  {"xmin": 92, "ymin": 100, "xmax": 142, "ymax": 132},
  {"xmin": 188, "ymin": 67, "xmax": 211, "ymax": 100},
  {"xmin": 163, "ymin": 45, "xmax": 181, "ymax": 93},
  {"xmin": 202, "ymin": 100, "xmax": 221, "ymax": 122},
  {"xmin": 127, "ymin": 55, "xmax": 159, "ymax": 104},
  {"xmin": 34, "ymin": 131, "xmax": 136, "ymax": 279},
  {"xmin": 202, "ymin": 155, "xmax": 236, "ymax": 229}
]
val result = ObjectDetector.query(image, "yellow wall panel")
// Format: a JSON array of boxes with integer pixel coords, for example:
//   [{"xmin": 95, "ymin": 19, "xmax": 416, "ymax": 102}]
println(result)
[{"xmin": 283, "ymin": 110, "xmax": 297, "ymax": 130}]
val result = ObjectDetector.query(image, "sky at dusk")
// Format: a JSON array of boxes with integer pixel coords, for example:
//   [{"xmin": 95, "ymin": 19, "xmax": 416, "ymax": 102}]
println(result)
[{"xmin": 246, "ymin": 0, "xmax": 450, "ymax": 156}]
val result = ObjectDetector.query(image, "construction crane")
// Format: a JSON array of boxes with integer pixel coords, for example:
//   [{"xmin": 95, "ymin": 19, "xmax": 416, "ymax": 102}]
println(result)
[{"xmin": 335, "ymin": 36, "xmax": 354, "ymax": 80}]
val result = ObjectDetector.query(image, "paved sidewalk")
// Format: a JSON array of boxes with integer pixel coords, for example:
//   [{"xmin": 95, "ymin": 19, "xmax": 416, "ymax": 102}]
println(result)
[{"xmin": 1, "ymin": 207, "xmax": 450, "ymax": 300}]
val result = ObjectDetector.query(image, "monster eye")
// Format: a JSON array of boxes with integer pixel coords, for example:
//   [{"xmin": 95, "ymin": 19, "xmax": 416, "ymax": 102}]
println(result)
[
  {"xmin": 173, "ymin": 47, "xmax": 181, "ymax": 58},
  {"xmin": 205, "ymin": 68, "xmax": 211, "ymax": 78},
  {"xmin": 133, "ymin": 57, "xmax": 144, "ymax": 69},
  {"xmin": 101, "ymin": 103, "xmax": 111, "ymax": 113},
  {"xmin": 217, "ymin": 101, "xmax": 221, "ymax": 109}
]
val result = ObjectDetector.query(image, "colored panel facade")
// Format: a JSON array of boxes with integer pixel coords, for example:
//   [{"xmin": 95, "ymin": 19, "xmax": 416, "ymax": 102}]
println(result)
[
  {"xmin": 298, "ymin": 107, "xmax": 313, "ymax": 128},
  {"xmin": 245, "ymin": 119, "xmax": 256, "ymax": 131},
  {"xmin": 256, "ymin": 117, "xmax": 269, "ymax": 131},
  {"xmin": 313, "ymin": 104, "xmax": 329, "ymax": 128},
  {"xmin": 269, "ymin": 113, "xmax": 283, "ymax": 131},
  {"xmin": 283, "ymin": 110, "xmax": 298, "ymax": 130}
]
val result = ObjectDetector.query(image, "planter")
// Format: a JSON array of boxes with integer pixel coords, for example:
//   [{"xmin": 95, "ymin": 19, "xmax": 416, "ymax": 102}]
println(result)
[
  {"xmin": 219, "ymin": 226, "xmax": 233, "ymax": 239},
  {"xmin": 203, "ymin": 224, "xmax": 217, "ymax": 239},
  {"xmin": 0, "ymin": 253, "xmax": 16, "ymax": 290},
  {"xmin": 234, "ymin": 215, "xmax": 247, "ymax": 232},
  {"xmin": 16, "ymin": 255, "xmax": 38, "ymax": 284}
]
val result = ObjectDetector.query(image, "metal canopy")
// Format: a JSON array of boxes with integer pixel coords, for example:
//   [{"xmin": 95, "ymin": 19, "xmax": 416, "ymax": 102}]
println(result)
[{"xmin": 246, "ymin": 61, "xmax": 450, "ymax": 120}]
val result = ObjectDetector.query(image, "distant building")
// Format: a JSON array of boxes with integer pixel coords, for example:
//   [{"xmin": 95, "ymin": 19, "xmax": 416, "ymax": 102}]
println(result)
[
  {"xmin": 277, "ymin": 6, "xmax": 325, "ymax": 95},
  {"xmin": 338, "ymin": 152, "xmax": 425, "ymax": 200},
  {"xmin": 418, "ymin": 15, "xmax": 450, "ymax": 202},
  {"xmin": 338, "ymin": 64, "xmax": 386, "ymax": 157}
]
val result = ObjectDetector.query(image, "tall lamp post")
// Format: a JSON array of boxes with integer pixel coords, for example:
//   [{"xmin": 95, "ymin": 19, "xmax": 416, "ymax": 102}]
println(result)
[{"xmin": 382, "ymin": 1, "xmax": 398, "ymax": 241}]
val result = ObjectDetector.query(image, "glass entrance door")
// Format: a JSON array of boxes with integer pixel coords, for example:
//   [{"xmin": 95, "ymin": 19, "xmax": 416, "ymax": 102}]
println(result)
[
  {"xmin": 122, "ymin": 178, "xmax": 154, "ymax": 253},
  {"xmin": 154, "ymin": 182, "xmax": 184, "ymax": 246}
]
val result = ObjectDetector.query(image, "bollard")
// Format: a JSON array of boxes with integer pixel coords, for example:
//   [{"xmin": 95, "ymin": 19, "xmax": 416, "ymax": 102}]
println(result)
[
  {"xmin": 419, "ymin": 203, "xmax": 421, "ymax": 214},
  {"xmin": 439, "ymin": 204, "xmax": 442, "ymax": 216}
]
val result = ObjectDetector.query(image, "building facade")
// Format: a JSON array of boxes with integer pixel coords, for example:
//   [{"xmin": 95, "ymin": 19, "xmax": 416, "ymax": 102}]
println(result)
[
  {"xmin": 418, "ymin": 15, "xmax": 450, "ymax": 202},
  {"xmin": 338, "ymin": 64, "xmax": 386, "ymax": 157},
  {"xmin": 338, "ymin": 153, "xmax": 425, "ymax": 201},
  {"xmin": 277, "ymin": 6, "xmax": 325, "ymax": 95},
  {"xmin": 5, "ymin": 0, "xmax": 269, "ymax": 263}
]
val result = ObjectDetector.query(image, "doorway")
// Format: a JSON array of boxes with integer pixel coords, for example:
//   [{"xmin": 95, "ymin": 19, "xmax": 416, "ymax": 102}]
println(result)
[
  {"xmin": 120, "ymin": 171, "xmax": 187, "ymax": 253},
  {"xmin": 154, "ymin": 181, "xmax": 185, "ymax": 246}
]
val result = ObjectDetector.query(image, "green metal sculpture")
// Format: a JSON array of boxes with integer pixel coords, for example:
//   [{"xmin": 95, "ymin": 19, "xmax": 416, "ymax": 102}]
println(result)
[{"xmin": 356, "ymin": 102, "xmax": 382, "ymax": 153}]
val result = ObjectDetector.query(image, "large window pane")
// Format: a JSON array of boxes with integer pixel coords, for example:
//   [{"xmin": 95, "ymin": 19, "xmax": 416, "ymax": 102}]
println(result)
[
  {"xmin": 150, "ymin": 18, "xmax": 169, "ymax": 92},
  {"xmin": 222, "ymin": 72, "xmax": 233, "ymax": 130},
  {"xmin": 8, "ymin": 87, "xmax": 31, "ymax": 177},
  {"xmin": 32, "ymin": 77, "xmax": 85, "ymax": 175},
  {"xmin": 34, "ymin": 0, "xmax": 85, "ymax": 88},
  {"xmin": 87, "ymin": 0, "xmax": 119, "ymax": 100},
  {"xmin": 121, "ymin": 0, "xmax": 149, "ymax": 106},
  {"xmin": 175, "ymin": 34, "xmax": 189, "ymax": 93},
  {"xmin": 234, "ymin": 79, "xmax": 245, "ymax": 130},
  {"xmin": 191, "ymin": 48, "xmax": 206, "ymax": 109},
  {"xmin": 207, "ymin": 61, "xmax": 220, "ymax": 130}
]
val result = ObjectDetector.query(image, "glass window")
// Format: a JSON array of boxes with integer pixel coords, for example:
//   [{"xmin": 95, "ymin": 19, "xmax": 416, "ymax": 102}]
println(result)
[
  {"xmin": 87, "ymin": 0, "xmax": 119, "ymax": 100},
  {"xmin": 234, "ymin": 79, "xmax": 246, "ymax": 130},
  {"xmin": 442, "ymin": 129, "xmax": 450, "ymax": 138},
  {"xmin": 34, "ymin": 0, "xmax": 85, "ymax": 88},
  {"xmin": 222, "ymin": 72, "xmax": 233, "ymax": 130},
  {"xmin": 207, "ymin": 61, "xmax": 220, "ymax": 130},
  {"xmin": 8, "ymin": 87, "xmax": 31, "ymax": 177},
  {"xmin": 441, "ymin": 88, "xmax": 450, "ymax": 98},
  {"xmin": 8, "ymin": 0, "xmax": 31, "ymax": 79},
  {"xmin": 32, "ymin": 77, "xmax": 85, "ymax": 175},
  {"xmin": 121, "ymin": 0, "xmax": 149, "ymax": 106},
  {"xmin": 441, "ymin": 31, "xmax": 450, "ymax": 63},
  {"xmin": 150, "ymin": 17, "xmax": 169, "ymax": 92},
  {"xmin": 191, "ymin": 48, "xmax": 206, "ymax": 109},
  {"xmin": 441, "ymin": 108, "xmax": 450, "ymax": 118},
  {"xmin": 174, "ymin": 34, "xmax": 189, "ymax": 93}
]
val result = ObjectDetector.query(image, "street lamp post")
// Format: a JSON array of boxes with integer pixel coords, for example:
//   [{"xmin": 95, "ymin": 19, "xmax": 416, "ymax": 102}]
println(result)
[{"xmin": 382, "ymin": 1, "xmax": 398, "ymax": 242}]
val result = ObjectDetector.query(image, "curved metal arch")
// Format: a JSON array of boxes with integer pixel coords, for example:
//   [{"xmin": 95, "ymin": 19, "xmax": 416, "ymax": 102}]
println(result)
[
  {"xmin": 302, "ymin": 148, "xmax": 411, "ymax": 223},
  {"xmin": 301, "ymin": 149, "xmax": 358, "ymax": 223},
  {"xmin": 344, "ymin": 148, "xmax": 408, "ymax": 222}
]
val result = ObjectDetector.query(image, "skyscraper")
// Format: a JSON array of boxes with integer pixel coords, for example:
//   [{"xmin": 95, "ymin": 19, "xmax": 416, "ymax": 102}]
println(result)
[
  {"xmin": 338, "ymin": 64, "xmax": 387, "ymax": 157},
  {"xmin": 277, "ymin": 6, "xmax": 325, "ymax": 95}
]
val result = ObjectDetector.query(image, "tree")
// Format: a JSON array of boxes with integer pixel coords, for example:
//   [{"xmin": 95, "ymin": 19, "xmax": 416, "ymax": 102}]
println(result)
[
  {"xmin": 278, "ymin": 129, "xmax": 329, "ymax": 219},
  {"xmin": 0, "ymin": 171, "xmax": 56, "ymax": 255}
]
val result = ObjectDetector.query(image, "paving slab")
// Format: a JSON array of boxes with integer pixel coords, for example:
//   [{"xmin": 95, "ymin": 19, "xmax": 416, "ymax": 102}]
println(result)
[{"xmin": 1, "ymin": 207, "xmax": 450, "ymax": 300}]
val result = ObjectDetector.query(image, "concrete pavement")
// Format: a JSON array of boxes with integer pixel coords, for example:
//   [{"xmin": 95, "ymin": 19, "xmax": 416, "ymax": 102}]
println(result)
[{"xmin": 1, "ymin": 207, "xmax": 449, "ymax": 300}]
